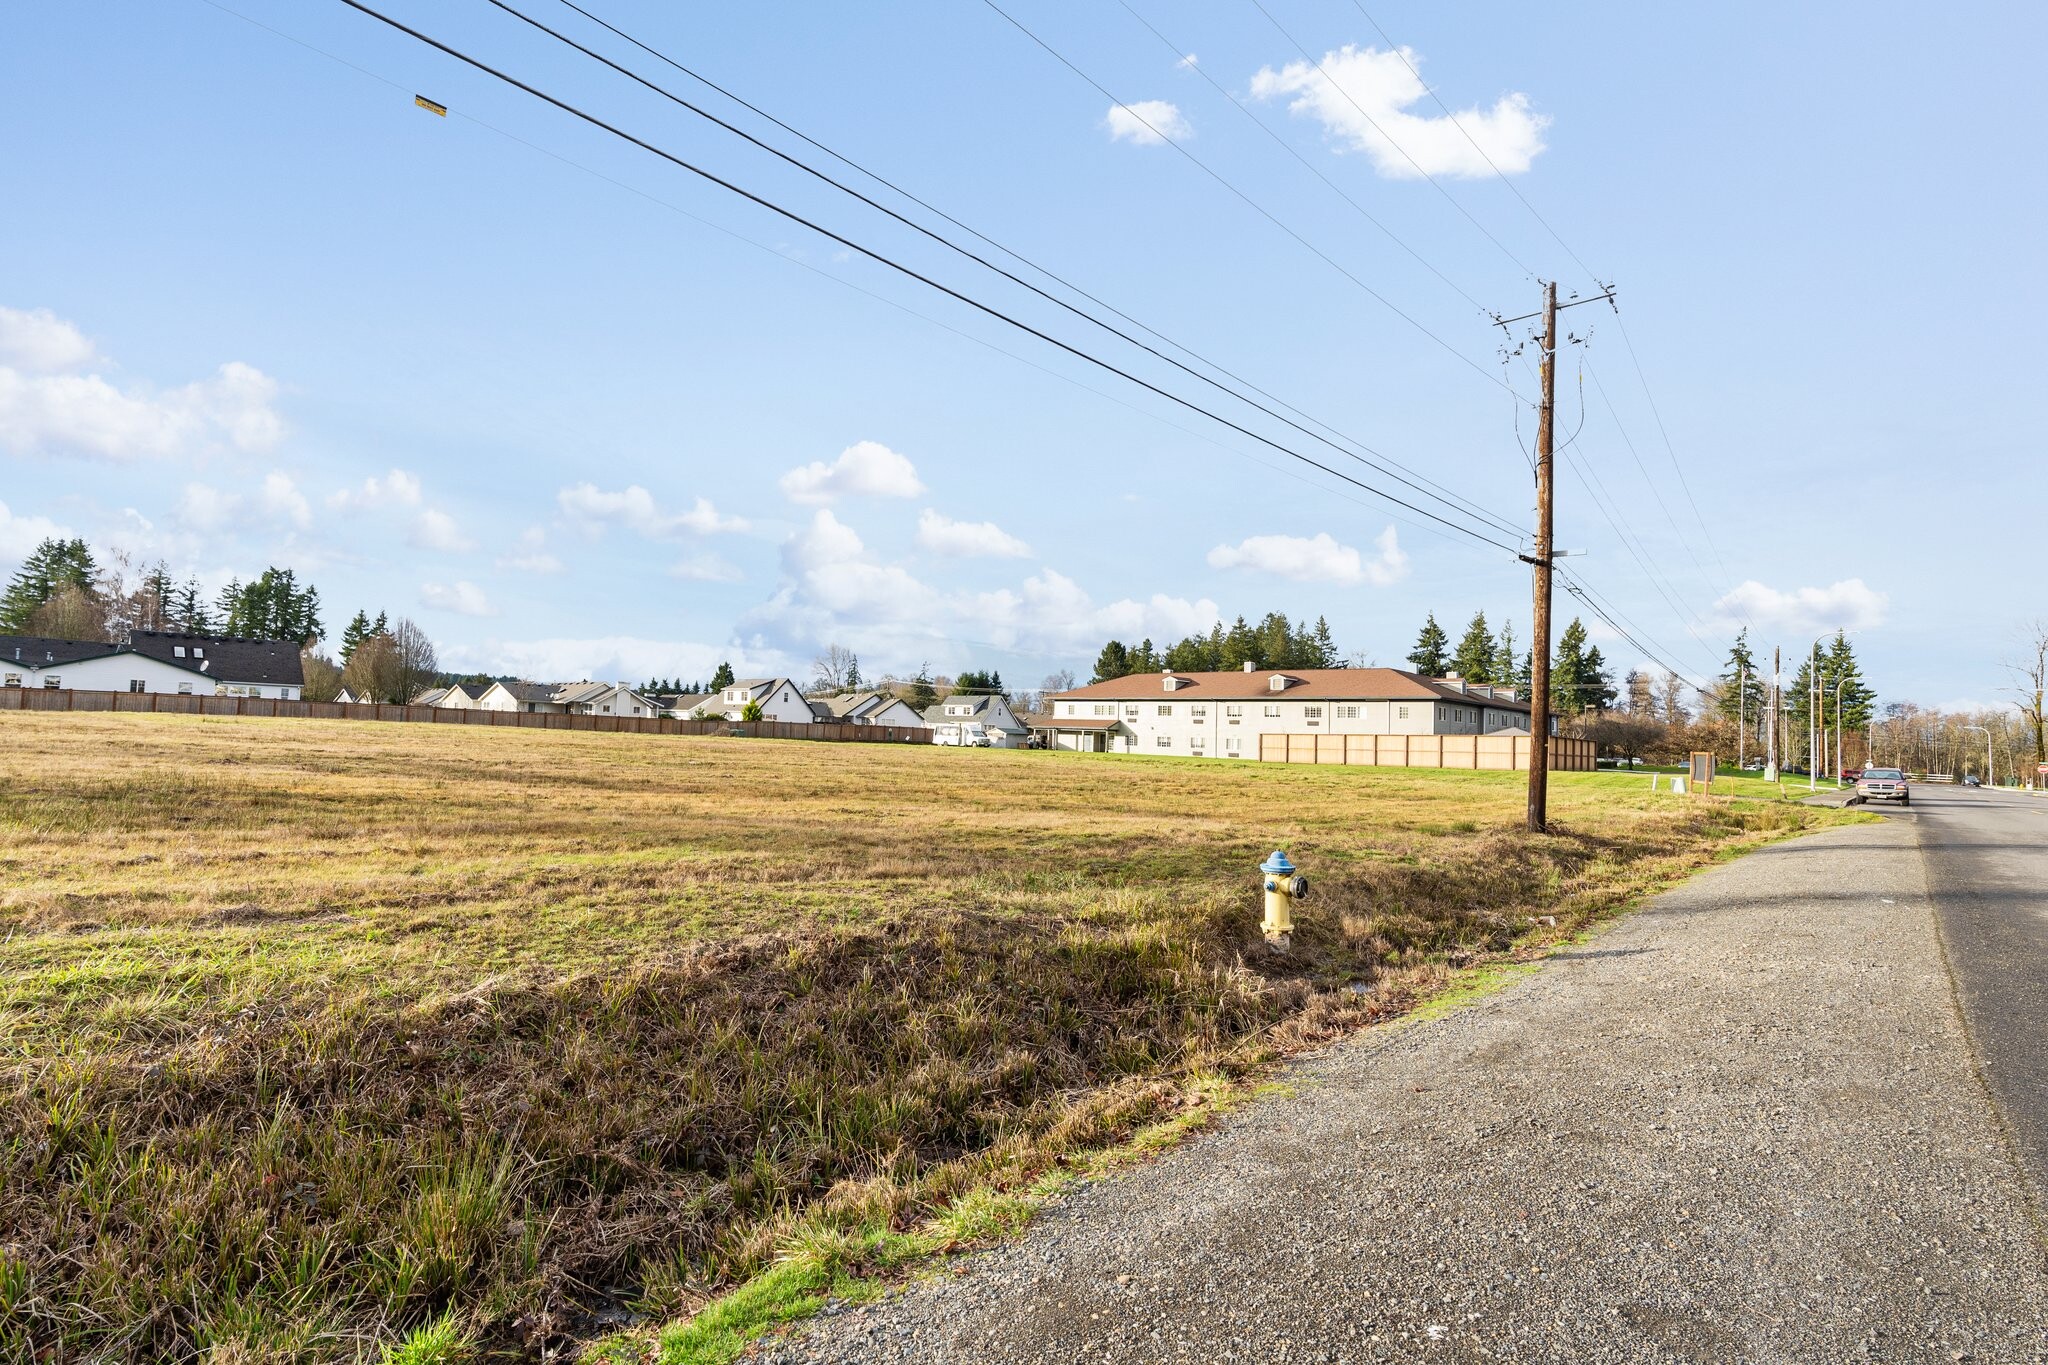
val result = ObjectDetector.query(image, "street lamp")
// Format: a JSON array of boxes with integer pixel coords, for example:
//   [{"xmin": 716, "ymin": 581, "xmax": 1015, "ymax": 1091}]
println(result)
[{"xmin": 1964, "ymin": 724, "xmax": 1992, "ymax": 789}]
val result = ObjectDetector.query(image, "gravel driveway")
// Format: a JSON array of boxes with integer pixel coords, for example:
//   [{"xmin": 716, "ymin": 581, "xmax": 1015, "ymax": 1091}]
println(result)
[{"xmin": 755, "ymin": 816, "xmax": 2048, "ymax": 1363}]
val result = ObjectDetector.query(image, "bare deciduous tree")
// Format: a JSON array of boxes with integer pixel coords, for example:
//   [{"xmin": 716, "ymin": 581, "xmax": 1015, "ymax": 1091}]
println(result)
[
  {"xmin": 390, "ymin": 618, "xmax": 439, "ymax": 703},
  {"xmin": 809, "ymin": 643, "xmax": 858, "ymax": 695},
  {"xmin": 2007, "ymin": 619, "xmax": 2048, "ymax": 771}
]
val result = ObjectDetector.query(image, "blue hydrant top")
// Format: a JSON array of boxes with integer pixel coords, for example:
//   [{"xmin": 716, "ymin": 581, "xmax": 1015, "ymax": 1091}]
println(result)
[{"xmin": 1260, "ymin": 850, "xmax": 1295, "ymax": 876}]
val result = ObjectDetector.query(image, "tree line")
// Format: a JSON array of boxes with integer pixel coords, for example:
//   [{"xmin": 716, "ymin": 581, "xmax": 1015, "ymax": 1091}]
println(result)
[
  {"xmin": 1091, "ymin": 611, "xmax": 1342, "ymax": 683},
  {"xmin": 0, "ymin": 539, "xmax": 323, "ymax": 646}
]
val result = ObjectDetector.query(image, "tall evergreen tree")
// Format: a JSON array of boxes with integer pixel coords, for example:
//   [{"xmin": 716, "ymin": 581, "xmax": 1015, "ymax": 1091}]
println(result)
[
  {"xmin": 709, "ymin": 661, "xmax": 736, "ymax": 690},
  {"xmin": 214, "ymin": 578, "xmax": 242, "ymax": 631},
  {"xmin": 1492, "ymin": 620, "xmax": 1518, "ymax": 692},
  {"xmin": 1550, "ymin": 618, "xmax": 1614, "ymax": 715},
  {"xmin": 1311, "ymin": 616, "xmax": 1339, "ymax": 668},
  {"xmin": 1407, "ymin": 612, "xmax": 1450, "ymax": 676},
  {"xmin": 906, "ymin": 662, "xmax": 938, "ymax": 711},
  {"xmin": 0, "ymin": 537, "xmax": 98, "ymax": 631},
  {"xmin": 1128, "ymin": 638, "xmax": 1160, "ymax": 673},
  {"xmin": 340, "ymin": 610, "xmax": 374, "ymax": 663},
  {"xmin": 1451, "ymin": 611, "xmax": 1496, "ymax": 683},
  {"xmin": 1091, "ymin": 640, "xmax": 1131, "ymax": 683},
  {"xmin": 1717, "ymin": 629, "xmax": 1767, "ymax": 725}
]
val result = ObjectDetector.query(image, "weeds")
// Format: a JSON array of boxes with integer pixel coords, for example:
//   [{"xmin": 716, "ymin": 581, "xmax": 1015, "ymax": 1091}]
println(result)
[{"xmin": 0, "ymin": 712, "xmax": 1851, "ymax": 1361}]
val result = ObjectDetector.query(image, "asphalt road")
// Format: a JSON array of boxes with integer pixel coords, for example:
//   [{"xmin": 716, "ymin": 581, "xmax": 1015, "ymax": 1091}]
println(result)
[
  {"xmin": 758, "ymin": 802, "xmax": 2048, "ymax": 1364},
  {"xmin": 1904, "ymin": 785, "xmax": 2048, "ymax": 1203}
]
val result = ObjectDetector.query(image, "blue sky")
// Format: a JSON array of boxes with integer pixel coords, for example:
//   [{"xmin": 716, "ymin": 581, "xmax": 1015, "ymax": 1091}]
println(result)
[{"xmin": 3, "ymin": 1, "xmax": 2042, "ymax": 703}]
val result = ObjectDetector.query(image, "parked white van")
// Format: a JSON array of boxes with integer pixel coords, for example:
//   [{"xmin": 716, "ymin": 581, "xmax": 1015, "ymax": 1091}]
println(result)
[{"xmin": 931, "ymin": 721, "xmax": 993, "ymax": 747}]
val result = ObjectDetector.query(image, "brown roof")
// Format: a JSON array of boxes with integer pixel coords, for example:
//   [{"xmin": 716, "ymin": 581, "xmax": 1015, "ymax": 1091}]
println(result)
[{"xmin": 1050, "ymin": 667, "xmax": 1529, "ymax": 710}]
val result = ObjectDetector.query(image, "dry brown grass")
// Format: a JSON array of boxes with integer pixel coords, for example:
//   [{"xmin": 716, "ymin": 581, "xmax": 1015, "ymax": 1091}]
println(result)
[{"xmin": 0, "ymin": 713, "xmax": 1845, "ymax": 1362}]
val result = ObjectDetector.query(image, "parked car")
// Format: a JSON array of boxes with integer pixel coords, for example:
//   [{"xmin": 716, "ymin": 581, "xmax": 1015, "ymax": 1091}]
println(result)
[
  {"xmin": 1963, "ymin": 774, "xmax": 1982, "ymax": 787},
  {"xmin": 1841, "ymin": 768, "xmax": 1863, "ymax": 783},
  {"xmin": 931, "ymin": 722, "xmax": 992, "ymax": 748},
  {"xmin": 1854, "ymin": 766, "xmax": 1910, "ymax": 805}
]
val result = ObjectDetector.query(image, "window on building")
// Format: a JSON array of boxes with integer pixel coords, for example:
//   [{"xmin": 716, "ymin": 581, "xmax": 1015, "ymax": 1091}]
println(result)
[
  {"xmin": 1124, "ymin": 704, "xmax": 1139, "ymax": 719},
  {"xmin": 1094, "ymin": 703, "xmax": 1115, "ymax": 717},
  {"xmin": 1156, "ymin": 735, "xmax": 1171, "ymax": 747},
  {"xmin": 1225, "ymin": 704, "xmax": 1242, "ymax": 720},
  {"xmin": 2, "ymin": 673, "xmax": 19, "ymax": 687},
  {"xmin": 129, "ymin": 679, "xmax": 146, "ymax": 693},
  {"xmin": 1157, "ymin": 704, "xmax": 1172, "ymax": 715},
  {"xmin": 173, "ymin": 646, "xmax": 186, "ymax": 657},
  {"xmin": 1191, "ymin": 705, "xmax": 1207, "ymax": 722},
  {"xmin": 1264, "ymin": 703, "xmax": 1280, "ymax": 718},
  {"xmin": 178, "ymin": 683, "xmax": 193, "ymax": 695},
  {"xmin": 1398, "ymin": 705, "xmax": 1409, "ymax": 720},
  {"xmin": 1224, "ymin": 736, "xmax": 1241, "ymax": 754},
  {"xmin": 45, "ymin": 675, "xmax": 61, "ymax": 688},
  {"xmin": 1303, "ymin": 705, "xmax": 1322, "ymax": 719},
  {"xmin": 1336, "ymin": 705, "xmax": 1359, "ymax": 720},
  {"xmin": 192, "ymin": 648, "xmax": 204, "ymax": 659},
  {"xmin": 1190, "ymin": 733, "xmax": 1205, "ymax": 748}
]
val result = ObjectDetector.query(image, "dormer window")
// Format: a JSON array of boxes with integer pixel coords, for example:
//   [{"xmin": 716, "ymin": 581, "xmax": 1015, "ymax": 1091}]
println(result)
[
  {"xmin": 192, "ymin": 647, "xmax": 204, "ymax": 659},
  {"xmin": 1163, "ymin": 675, "xmax": 1182, "ymax": 691},
  {"xmin": 1268, "ymin": 675, "xmax": 1290, "ymax": 691},
  {"xmin": 173, "ymin": 646, "xmax": 186, "ymax": 658}
]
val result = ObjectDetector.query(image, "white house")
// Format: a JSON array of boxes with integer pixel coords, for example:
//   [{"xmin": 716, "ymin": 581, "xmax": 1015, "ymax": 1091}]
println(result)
[
  {"xmin": 0, "ymin": 631, "xmax": 305, "ymax": 699},
  {"xmin": 808, "ymin": 690, "xmax": 927, "ymax": 728},
  {"xmin": 922, "ymin": 692, "xmax": 1029, "ymax": 747},
  {"xmin": 476, "ymin": 680, "xmax": 566, "ymax": 714},
  {"xmin": 568, "ymin": 683, "xmax": 659, "ymax": 718},
  {"xmin": 1038, "ymin": 666, "xmax": 1530, "ymax": 757},
  {"xmin": 701, "ymin": 677, "xmax": 813, "ymax": 723}
]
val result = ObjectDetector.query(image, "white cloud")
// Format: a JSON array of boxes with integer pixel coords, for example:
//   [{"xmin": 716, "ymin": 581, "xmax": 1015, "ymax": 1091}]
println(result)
[
  {"xmin": 0, "ymin": 360, "xmax": 283, "ymax": 461},
  {"xmin": 558, "ymin": 483, "xmax": 749, "ymax": 537},
  {"xmin": 740, "ymin": 509, "xmax": 1217, "ymax": 672},
  {"xmin": 421, "ymin": 580, "xmax": 495, "ymax": 617},
  {"xmin": 778, "ymin": 440, "xmax": 926, "ymax": 505},
  {"xmin": 1177, "ymin": 53, "xmax": 1199, "ymax": 71},
  {"xmin": 1712, "ymin": 578, "xmax": 1889, "ymax": 636},
  {"xmin": 0, "ymin": 306, "xmax": 101, "ymax": 373},
  {"xmin": 1206, "ymin": 527, "xmax": 1407, "ymax": 587},
  {"xmin": 1250, "ymin": 45, "xmax": 1547, "ymax": 178},
  {"xmin": 411, "ymin": 508, "xmax": 477, "ymax": 553},
  {"xmin": 496, "ymin": 525, "xmax": 562, "ymax": 574},
  {"xmin": 0, "ymin": 499, "xmax": 69, "ymax": 562},
  {"xmin": 670, "ymin": 553, "xmax": 744, "ymax": 583},
  {"xmin": 916, "ymin": 508, "xmax": 1031, "ymax": 559},
  {"xmin": 1104, "ymin": 100, "xmax": 1191, "ymax": 146},
  {"xmin": 173, "ymin": 471, "xmax": 312, "ymax": 533},
  {"xmin": 326, "ymin": 468, "xmax": 423, "ymax": 511}
]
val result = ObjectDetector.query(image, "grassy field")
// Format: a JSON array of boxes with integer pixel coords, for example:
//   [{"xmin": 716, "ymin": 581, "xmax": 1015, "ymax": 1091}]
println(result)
[{"xmin": 0, "ymin": 713, "xmax": 1854, "ymax": 1363}]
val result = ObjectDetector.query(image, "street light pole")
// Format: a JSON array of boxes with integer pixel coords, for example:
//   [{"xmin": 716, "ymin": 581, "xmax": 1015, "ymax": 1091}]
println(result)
[{"xmin": 1833, "ymin": 675, "xmax": 1848, "ymax": 787}]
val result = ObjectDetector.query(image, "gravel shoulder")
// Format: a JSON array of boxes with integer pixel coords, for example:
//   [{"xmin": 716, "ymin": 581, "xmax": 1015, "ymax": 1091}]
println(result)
[{"xmin": 755, "ymin": 816, "xmax": 2048, "ymax": 1364}]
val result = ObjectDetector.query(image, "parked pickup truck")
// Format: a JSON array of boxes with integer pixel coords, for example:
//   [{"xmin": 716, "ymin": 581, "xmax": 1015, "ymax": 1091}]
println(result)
[{"xmin": 1854, "ymin": 766, "xmax": 1910, "ymax": 805}]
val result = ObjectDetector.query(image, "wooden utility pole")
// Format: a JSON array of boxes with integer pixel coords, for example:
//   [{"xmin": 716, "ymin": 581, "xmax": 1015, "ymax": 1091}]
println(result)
[{"xmin": 1526, "ymin": 281, "xmax": 1559, "ymax": 833}]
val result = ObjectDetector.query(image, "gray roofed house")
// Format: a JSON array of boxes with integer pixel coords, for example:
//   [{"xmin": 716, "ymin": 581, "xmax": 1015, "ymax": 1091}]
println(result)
[
  {"xmin": 0, "ymin": 634, "xmax": 124, "ymax": 668},
  {"xmin": 811, "ymin": 690, "xmax": 926, "ymax": 728},
  {"xmin": 127, "ymin": 631, "xmax": 305, "ymax": 689},
  {"xmin": 922, "ymin": 691, "xmax": 1028, "ymax": 744}
]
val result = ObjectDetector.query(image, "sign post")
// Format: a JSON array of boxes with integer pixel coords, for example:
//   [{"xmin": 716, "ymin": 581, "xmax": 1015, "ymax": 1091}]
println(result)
[{"xmin": 1689, "ymin": 751, "xmax": 1716, "ymax": 794}]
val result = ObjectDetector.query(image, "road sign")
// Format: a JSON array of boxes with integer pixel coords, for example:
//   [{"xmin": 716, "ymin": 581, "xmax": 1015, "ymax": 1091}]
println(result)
[{"xmin": 1690, "ymin": 752, "xmax": 1715, "ymax": 790}]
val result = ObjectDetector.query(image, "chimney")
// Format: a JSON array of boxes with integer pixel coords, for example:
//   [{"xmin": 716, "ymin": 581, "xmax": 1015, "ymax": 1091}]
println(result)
[{"xmin": 1242, "ymin": 660, "xmax": 1255, "ymax": 672}]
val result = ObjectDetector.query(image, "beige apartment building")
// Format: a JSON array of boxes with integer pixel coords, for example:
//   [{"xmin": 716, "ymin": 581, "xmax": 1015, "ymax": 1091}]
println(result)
[{"xmin": 1038, "ymin": 665, "xmax": 1530, "ymax": 757}]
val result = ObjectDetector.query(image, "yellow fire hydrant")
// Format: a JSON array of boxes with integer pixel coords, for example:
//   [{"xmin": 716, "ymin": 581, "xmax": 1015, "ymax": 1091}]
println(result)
[{"xmin": 1260, "ymin": 850, "xmax": 1309, "ymax": 946}]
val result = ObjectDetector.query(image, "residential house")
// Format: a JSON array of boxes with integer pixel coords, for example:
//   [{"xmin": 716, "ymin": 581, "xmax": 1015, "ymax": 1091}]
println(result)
[
  {"xmin": 922, "ymin": 691, "xmax": 1029, "ymax": 747},
  {"xmin": 807, "ymin": 689, "xmax": 927, "ymax": 728},
  {"xmin": 476, "ymin": 680, "xmax": 567, "ymax": 714},
  {"xmin": 0, "ymin": 630, "xmax": 305, "ymax": 699},
  {"xmin": 1038, "ymin": 666, "xmax": 1531, "ymax": 757},
  {"xmin": 565, "ymin": 682, "xmax": 658, "ymax": 718},
  {"xmin": 701, "ymin": 677, "xmax": 813, "ymax": 723},
  {"xmin": 420, "ymin": 680, "xmax": 488, "ymax": 709}
]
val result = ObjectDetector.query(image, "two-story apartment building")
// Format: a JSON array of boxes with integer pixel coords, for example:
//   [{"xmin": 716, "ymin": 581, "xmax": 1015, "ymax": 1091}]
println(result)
[
  {"xmin": 1039, "ymin": 665, "xmax": 1529, "ymax": 757},
  {"xmin": 1, "ymin": 631, "xmax": 306, "ymax": 699}
]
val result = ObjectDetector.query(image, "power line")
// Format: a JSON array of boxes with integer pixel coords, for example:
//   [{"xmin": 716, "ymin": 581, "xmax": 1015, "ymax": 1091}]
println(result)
[
  {"xmin": 1344, "ymin": 0, "xmax": 1600, "ymax": 290},
  {"xmin": 976, "ymin": 0, "xmax": 1532, "ymax": 407},
  {"xmin": 1113, "ymin": 0, "xmax": 1490, "ymax": 317},
  {"xmin": 1245, "ymin": 0, "xmax": 1538, "ymax": 280},
  {"xmin": 1558, "ymin": 567, "xmax": 1714, "ymax": 694},
  {"xmin": 330, "ymin": 0, "xmax": 1526, "ymax": 553},
  {"xmin": 473, "ymin": 0, "xmax": 1529, "ymax": 539},
  {"xmin": 198, "ymin": 0, "xmax": 1496, "ymax": 558}
]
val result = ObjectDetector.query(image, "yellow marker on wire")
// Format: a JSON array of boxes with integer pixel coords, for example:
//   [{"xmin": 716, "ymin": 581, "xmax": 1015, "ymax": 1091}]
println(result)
[{"xmin": 414, "ymin": 95, "xmax": 447, "ymax": 117}]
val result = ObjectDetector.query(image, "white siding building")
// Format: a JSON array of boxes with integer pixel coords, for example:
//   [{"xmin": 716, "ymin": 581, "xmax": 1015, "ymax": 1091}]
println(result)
[
  {"xmin": 1039, "ymin": 666, "xmax": 1529, "ymax": 757},
  {"xmin": 922, "ymin": 692, "xmax": 1029, "ymax": 746},
  {"xmin": 703, "ymin": 678, "xmax": 812, "ymax": 723},
  {"xmin": 1, "ymin": 631, "xmax": 305, "ymax": 699}
]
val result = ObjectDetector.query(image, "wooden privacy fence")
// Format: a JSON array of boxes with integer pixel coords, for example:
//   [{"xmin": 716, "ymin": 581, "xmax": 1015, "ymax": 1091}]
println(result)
[
  {"xmin": 0, "ymin": 687, "xmax": 930, "ymax": 745},
  {"xmin": 1257, "ymin": 731, "xmax": 1596, "ymax": 772}
]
